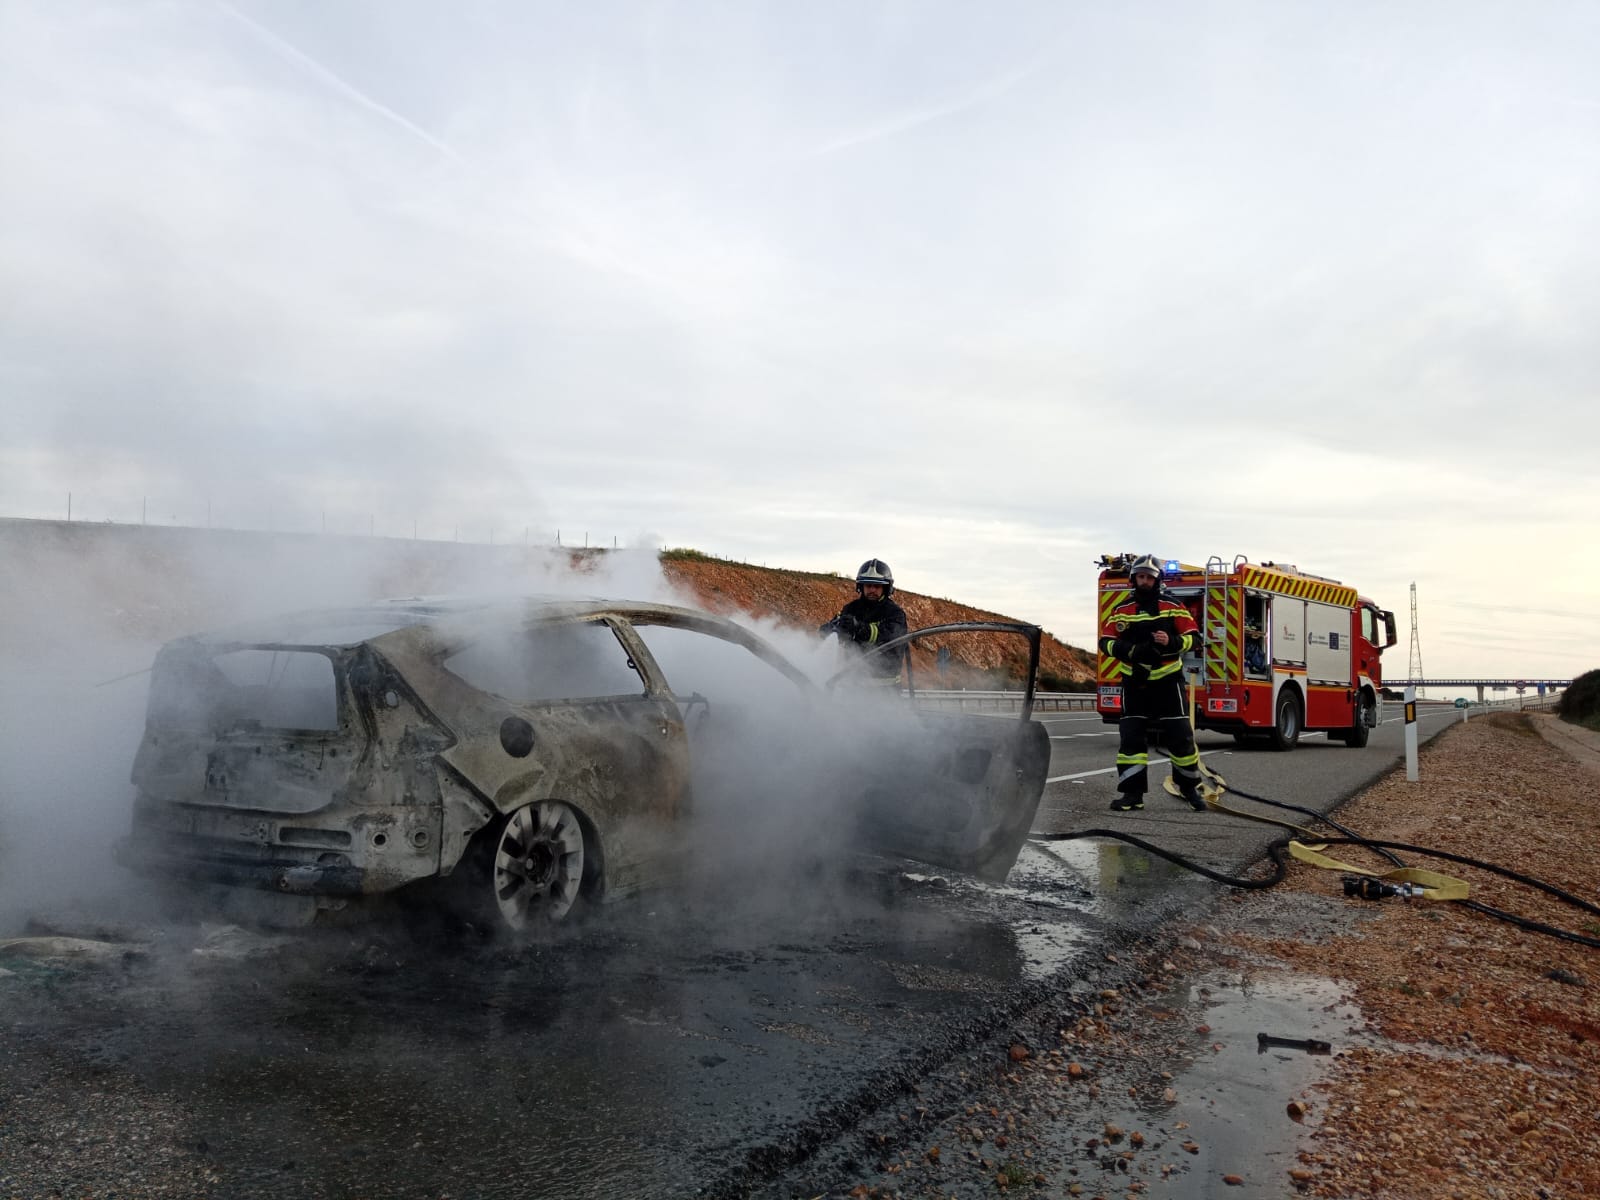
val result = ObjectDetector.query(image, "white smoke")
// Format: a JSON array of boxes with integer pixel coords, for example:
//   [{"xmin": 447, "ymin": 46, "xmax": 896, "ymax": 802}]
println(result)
[{"xmin": 0, "ymin": 519, "xmax": 1036, "ymax": 941}]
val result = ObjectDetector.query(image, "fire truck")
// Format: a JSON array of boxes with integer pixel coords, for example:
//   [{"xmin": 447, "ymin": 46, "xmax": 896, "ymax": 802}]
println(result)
[{"xmin": 1095, "ymin": 554, "xmax": 1399, "ymax": 750}]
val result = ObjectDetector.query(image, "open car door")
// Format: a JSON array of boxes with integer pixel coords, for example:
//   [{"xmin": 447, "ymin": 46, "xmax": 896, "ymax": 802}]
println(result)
[{"xmin": 825, "ymin": 623, "xmax": 1051, "ymax": 882}]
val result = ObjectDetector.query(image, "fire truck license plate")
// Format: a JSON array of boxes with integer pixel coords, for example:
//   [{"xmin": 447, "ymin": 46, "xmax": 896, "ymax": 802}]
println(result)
[
  {"xmin": 1207, "ymin": 698, "xmax": 1238, "ymax": 713},
  {"xmin": 1099, "ymin": 686, "xmax": 1122, "ymax": 711}
]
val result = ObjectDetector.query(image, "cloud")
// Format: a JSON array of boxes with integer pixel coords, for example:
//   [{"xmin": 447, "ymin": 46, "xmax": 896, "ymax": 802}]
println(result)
[
  {"xmin": 214, "ymin": 1, "xmax": 462, "ymax": 161},
  {"xmin": 800, "ymin": 47, "xmax": 1056, "ymax": 158},
  {"xmin": 2, "ymin": 0, "xmax": 1598, "ymax": 680}
]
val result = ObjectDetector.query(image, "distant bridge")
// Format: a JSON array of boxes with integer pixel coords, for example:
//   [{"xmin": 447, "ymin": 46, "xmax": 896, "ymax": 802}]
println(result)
[{"xmin": 1387, "ymin": 678, "xmax": 1571, "ymax": 702}]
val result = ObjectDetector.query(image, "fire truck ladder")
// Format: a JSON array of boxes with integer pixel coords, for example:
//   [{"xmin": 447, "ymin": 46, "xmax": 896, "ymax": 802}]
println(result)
[{"xmin": 1201, "ymin": 555, "xmax": 1240, "ymax": 686}]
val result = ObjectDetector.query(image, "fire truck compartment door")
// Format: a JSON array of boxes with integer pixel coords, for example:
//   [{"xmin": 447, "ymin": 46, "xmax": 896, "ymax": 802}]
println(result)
[
  {"xmin": 1305, "ymin": 602, "xmax": 1352, "ymax": 684},
  {"xmin": 1271, "ymin": 597, "xmax": 1305, "ymax": 667}
]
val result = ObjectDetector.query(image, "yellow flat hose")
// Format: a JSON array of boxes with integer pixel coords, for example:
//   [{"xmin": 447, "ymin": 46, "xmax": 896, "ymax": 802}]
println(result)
[
  {"xmin": 1165, "ymin": 674, "xmax": 1469, "ymax": 900},
  {"xmin": 1190, "ymin": 789, "xmax": 1329, "ymax": 842},
  {"xmin": 1286, "ymin": 841, "xmax": 1471, "ymax": 901},
  {"xmin": 1162, "ymin": 675, "xmax": 1230, "ymax": 797}
]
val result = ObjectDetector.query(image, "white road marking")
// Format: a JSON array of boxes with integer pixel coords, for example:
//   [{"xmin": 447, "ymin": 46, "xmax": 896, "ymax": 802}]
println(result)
[
  {"xmin": 1381, "ymin": 711, "xmax": 1456, "ymax": 725},
  {"xmin": 1047, "ymin": 750, "xmax": 1224, "ymax": 783},
  {"xmin": 1049, "ymin": 731, "xmax": 1118, "ymax": 740}
]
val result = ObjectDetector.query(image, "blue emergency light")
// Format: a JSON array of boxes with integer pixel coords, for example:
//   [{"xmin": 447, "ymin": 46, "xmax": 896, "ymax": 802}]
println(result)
[{"xmin": 1164, "ymin": 559, "xmax": 1181, "ymax": 573}]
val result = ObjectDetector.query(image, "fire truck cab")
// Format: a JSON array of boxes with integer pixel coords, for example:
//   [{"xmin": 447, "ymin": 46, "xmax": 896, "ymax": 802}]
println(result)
[{"xmin": 1095, "ymin": 554, "xmax": 1399, "ymax": 750}]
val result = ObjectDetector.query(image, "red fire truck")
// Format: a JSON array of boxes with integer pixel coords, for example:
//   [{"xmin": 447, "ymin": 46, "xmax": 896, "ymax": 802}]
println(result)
[{"xmin": 1095, "ymin": 554, "xmax": 1398, "ymax": 750}]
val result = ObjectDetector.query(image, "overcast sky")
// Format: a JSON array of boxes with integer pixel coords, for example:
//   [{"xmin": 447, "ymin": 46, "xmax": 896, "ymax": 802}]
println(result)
[{"xmin": 2, "ymin": 0, "xmax": 1596, "ymax": 679}]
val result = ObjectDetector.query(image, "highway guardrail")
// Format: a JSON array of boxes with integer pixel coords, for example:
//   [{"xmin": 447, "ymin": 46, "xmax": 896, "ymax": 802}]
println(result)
[{"xmin": 908, "ymin": 690, "xmax": 1098, "ymax": 712}]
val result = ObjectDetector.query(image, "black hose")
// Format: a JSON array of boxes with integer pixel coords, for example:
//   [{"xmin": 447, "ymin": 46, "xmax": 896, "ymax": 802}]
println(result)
[
  {"xmin": 1302, "ymin": 836, "xmax": 1600, "ymax": 950},
  {"xmin": 1293, "ymin": 836, "xmax": 1600, "ymax": 921},
  {"xmin": 1207, "ymin": 784, "xmax": 1600, "ymax": 951},
  {"xmin": 1220, "ymin": 783, "xmax": 1406, "ymax": 869},
  {"xmin": 1030, "ymin": 828, "xmax": 1290, "ymax": 890}
]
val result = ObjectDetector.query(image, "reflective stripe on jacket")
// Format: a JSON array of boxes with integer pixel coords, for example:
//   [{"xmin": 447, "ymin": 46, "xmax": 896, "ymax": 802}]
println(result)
[{"xmin": 1098, "ymin": 594, "xmax": 1198, "ymax": 686}]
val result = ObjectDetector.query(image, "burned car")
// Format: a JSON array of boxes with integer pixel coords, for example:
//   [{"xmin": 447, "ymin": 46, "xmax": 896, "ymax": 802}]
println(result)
[{"xmin": 116, "ymin": 598, "xmax": 1050, "ymax": 930}]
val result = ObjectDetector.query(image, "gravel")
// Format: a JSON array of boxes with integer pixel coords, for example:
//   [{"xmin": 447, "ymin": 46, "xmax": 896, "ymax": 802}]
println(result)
[{"xmin": 764, "ymin": 711, "xmax": 1600, "ymax": 1200}]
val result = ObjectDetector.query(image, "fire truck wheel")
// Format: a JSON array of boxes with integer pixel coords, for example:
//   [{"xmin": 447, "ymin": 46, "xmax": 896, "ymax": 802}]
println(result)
[
  {"xmin": 1339, "ymin": 694, "xmax": 1375, "ymax": 748},
  {"xmin": 1269, "ymin": 688, "xmax": 1302, "ymax": 752}
]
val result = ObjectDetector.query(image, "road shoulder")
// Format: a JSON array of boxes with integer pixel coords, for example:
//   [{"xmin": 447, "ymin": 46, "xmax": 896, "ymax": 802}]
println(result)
[{"xmin": 774, "ymin": 712, "xmax": 1599, "ymax": 1199}]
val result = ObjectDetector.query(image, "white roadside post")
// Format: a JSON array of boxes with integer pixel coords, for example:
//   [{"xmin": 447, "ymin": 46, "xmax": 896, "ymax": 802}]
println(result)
[{"xmin": 1404, "ymin": 685, "xmax": 1419, "ymax": 782}]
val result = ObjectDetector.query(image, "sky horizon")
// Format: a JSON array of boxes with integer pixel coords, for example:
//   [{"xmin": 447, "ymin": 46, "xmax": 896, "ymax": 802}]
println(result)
[{"xmin": 3, "ymin": 1, "xmax": 1596, "ymax": 680}]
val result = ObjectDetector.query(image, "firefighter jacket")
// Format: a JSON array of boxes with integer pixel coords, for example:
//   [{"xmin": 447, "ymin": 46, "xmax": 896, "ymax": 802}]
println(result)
[
  {"xmin": 836, "ymin": 595, "xmax": 909, "ymax": 678},
  {"xmin": 1099, "ymin": 589, "xmax": 1198, "ymax": 687}
]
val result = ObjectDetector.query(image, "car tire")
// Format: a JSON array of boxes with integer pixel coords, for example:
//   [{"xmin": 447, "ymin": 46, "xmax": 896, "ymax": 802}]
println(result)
[
  {"xmin": 1269, "ymin": 688, "xmax": 1302, "ymax": 752},
  {"xmin": 488, "ymin": 800, "xmax": 592, "ymax": 931}
]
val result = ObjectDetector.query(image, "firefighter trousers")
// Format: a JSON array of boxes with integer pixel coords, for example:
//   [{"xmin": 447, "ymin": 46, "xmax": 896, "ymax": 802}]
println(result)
[{"xmin": 1115, "ymin": 679, "xmax": 1202, "ymax": 798}]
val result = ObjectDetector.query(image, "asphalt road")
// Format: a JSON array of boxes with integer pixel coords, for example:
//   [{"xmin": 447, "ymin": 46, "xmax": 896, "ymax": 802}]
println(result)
[
  {"xmin": 1033, "ymin": 700, "xmax": 1468, "ymax": 840},
  {"xmin": 0, "ymin": 705, "xmax": 1468, "ymax": 1200}
]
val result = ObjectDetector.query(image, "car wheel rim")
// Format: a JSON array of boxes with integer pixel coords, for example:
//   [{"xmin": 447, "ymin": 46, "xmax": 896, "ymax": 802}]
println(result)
[{"xmin": 493, "ymin": 801, "xmax": 584, "ymax": 929}]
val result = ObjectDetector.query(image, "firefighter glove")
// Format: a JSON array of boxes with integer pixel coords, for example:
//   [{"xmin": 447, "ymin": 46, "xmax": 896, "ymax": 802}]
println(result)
[
  {"xmin": 1127, "ymin": 643, "xmax": 1162, "ymax": 667},
  {"xmin": 834, "ymin": 613, "xmax": 862, "ymax": 639}
]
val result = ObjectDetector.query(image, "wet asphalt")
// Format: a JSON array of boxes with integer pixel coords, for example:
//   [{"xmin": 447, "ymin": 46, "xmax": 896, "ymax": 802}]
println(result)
[{"xmin": 0, "ymin": 706, "xmax": 1466, "ymax": 1199}]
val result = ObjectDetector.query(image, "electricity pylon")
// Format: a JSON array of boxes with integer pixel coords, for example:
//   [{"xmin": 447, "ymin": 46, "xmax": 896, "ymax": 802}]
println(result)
[{"xmin": 1408, "ymin": 582, "xmax": 1425, "ymax": 698}]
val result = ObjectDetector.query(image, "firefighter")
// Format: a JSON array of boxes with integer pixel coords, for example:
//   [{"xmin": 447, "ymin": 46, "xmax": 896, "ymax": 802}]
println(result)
[
  {"xmin": 821, "ymin": 558, "xmax": 909, "ymax": 682},
  {"xmin": 1099, "ymin": 554, "xmax": 1206, "ymax": 812},
  {"xmin": 1244, "ymin": 621, "xmax": 1268, "ymax": 673}
]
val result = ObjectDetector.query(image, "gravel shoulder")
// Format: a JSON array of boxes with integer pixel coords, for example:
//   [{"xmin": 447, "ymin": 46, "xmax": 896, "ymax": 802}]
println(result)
[{"xmin": 774, "ymin": 711, "xmax": 1599, "ymax": 1200}]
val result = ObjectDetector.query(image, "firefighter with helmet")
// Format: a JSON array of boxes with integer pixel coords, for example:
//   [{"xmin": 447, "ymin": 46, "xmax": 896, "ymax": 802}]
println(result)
[
  {"xmin": 821, "ymin": 559, "xmax": 909, "ymax": 682},
  {"xmin": 1099, "ymin": 554, "xmax": 1207, "ymax": 812}
]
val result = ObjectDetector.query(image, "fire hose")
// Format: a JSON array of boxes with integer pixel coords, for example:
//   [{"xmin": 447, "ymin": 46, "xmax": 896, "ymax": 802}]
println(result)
[
  {"xmin": 1033, "ymin": 675, "xmax": 1600, "ymax": 949},
  {"xmin": 1031, "ymin": 780, "xmax": 1600, "ymax": 950}
]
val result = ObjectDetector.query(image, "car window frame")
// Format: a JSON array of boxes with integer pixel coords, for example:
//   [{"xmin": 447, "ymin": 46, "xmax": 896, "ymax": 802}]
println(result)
[
  {"xmin": 436, "ymin": 614, "xmax": 660, "ymax": 708},
  {"xmin": 608, "ymin": 612, "xmax": 817, "ymax": 699},
  {"xmin": 825, "ymin": 621, "xmax": 1043, "ymax": 721}
]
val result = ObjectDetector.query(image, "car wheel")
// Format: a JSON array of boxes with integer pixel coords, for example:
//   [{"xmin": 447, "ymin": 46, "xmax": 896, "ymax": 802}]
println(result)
[
  {"xmin": 1269, "ymin": 688, "xmax": 1302, "ymax": 752},
  {"xmin": 492, "ymin": 801, "xmax": 587, "ymax": 930}
]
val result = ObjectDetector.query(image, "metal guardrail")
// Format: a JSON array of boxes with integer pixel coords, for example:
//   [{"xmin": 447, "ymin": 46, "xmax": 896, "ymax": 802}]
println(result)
[
  {"xmin": 908, "ymin": 689, "xmax": 1099, "ymax": 712},
  {"xmin": 1456, "ymin": 693, "xmax": 1560, "ymax": 715},
  {"xmin": 905, "ymin": 690, "xmax": 1566, "ymax": 717}
]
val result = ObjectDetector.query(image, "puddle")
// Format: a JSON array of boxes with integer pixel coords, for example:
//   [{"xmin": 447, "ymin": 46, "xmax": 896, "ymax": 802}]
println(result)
[
  {"xmin": 1010, "ymin": 838, "xmax": 1204, "ymax": 910},
  {"xmin": 1165, "ymin": 969, "xmax": 1370, "ymax": 1185},
  {"xmin": 1040, "ymin": 968, "xmax": 1370, "ymax": 1197},
  {"xmin": 1009, "ymin": 920, "xmax": 1093, "ymax": 981}
]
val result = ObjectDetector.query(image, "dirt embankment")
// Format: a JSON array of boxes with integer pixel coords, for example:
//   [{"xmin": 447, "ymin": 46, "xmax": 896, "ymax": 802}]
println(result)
[{"xmin": 661, "ymin": 554, "xmax": 1095, "ymax": 689}]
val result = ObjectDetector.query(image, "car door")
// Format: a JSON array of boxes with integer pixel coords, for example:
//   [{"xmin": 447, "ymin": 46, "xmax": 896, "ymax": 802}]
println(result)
[
  {"xmin": 426, "ymin": 616, "xmax": 693, "ymax": 889},
  {"xmin": 610, "ymin": 610, "xmax": 822, "ymax": 824},
  {"xmin": 825, "ymin": 623, "xmax": 1051, "ymax": 882}
]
